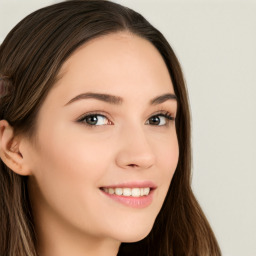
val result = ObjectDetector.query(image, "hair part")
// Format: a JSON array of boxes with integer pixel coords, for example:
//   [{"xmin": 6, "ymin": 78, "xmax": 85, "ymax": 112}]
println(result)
[{"xmin": 0, "ymin": 1, "xmax": 221, "ymax": 255}]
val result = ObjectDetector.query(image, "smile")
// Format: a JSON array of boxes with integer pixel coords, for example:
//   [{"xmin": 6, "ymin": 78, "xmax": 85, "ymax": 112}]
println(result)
[
  {"xmin": 99, "ymin": 182, "xmax": 156, "ymax": 208},
  {"xmin": 102, "ymin": 187, "xmax": 150, "ymax": 197}
]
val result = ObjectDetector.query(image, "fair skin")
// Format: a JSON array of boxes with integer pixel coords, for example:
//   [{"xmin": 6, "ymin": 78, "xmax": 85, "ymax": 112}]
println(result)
[{"xmin": 0, "ymin": 32, "xmax": 179, "ymax": 256}]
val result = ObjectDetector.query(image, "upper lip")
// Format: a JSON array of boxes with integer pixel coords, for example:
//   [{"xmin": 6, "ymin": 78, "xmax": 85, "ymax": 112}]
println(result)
[{"xmin": 100, "ymin": 181, "xmax": 157, "ymax": 189}]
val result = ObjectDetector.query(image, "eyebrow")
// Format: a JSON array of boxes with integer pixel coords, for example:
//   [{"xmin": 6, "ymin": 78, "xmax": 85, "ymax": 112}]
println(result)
[{"xmin": 64, "ymin": 92, "xmax": 177, "ymax": 106}]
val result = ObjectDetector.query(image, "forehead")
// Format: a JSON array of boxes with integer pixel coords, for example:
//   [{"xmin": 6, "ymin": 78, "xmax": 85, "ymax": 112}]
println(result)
[{"xmin": 48, "ymin": 32, "xmax": 174, "ymax": 107}]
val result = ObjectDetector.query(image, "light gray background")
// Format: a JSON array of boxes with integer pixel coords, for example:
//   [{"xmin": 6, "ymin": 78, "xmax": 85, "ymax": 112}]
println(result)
[{"xmin": 0, "ymin": 0, "xmax": 255, "ymax": 255}]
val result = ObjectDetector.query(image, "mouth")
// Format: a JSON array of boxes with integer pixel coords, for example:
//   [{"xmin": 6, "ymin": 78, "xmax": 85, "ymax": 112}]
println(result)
[
  {"xmin": 100, "ymin": 187, "xmax": 151, "ymax": 197},
  {"xmin": 99, "ymin": 182, "xmax": 156, "ymax": 208}
]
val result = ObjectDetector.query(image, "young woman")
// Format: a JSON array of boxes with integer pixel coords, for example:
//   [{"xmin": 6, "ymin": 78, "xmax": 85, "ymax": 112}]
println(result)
[{"xmin": 0, "ymin": 1, "xmax": 221, "ymax": 255}]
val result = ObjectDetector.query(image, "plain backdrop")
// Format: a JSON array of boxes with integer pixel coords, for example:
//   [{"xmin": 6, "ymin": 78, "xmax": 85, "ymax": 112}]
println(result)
[{"xmin": 0, "ymin": 0, "xmax": 255, "ymax": 255}]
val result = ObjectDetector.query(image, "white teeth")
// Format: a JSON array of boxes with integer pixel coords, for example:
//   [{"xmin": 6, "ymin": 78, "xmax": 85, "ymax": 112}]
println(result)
[
  {"xmin": 115, "ymin": 188, "xmax": 122, "ymax": 196},
  {"xmin": 143, "ymin": 187, "xmax": 150, "ymax": 196},
  {"xmin": 123, "ymin": 188, "xmax": 132, "ymax": 196},
  {"xmin": 102, "ymin": 187, "xmax": 151, "ymax": 197},
  {"xmin": 131, "ymin": 188, "xmax": 140, "ymax": 197}
]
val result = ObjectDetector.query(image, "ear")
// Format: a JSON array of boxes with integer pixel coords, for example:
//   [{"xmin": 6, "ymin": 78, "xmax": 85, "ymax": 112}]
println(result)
[{"xmin": 0, "ymin": 120, "xmax": 32, "ymax": 176}]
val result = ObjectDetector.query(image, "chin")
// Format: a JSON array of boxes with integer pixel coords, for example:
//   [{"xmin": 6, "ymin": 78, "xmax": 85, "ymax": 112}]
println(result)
[{"xmin": 113, "ymin": 221, "xmax": 154, "ymax": 243}]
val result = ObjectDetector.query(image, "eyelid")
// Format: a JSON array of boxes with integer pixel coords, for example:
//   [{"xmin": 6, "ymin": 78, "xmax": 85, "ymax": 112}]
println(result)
[
  {"xmin": 153, "ymin": 107, "xmax": 176, "ymax": 118},
  {"xmin": 76, "ymin": 110, "xmax": 112, "ymax": 122}
]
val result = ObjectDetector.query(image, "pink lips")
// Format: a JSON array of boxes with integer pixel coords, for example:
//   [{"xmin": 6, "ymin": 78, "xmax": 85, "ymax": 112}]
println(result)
[
  {"xmin": 100, "ymin": 181, "xmax": 156, "ymax": 208},
  {"xmin": 102, "ymin": 181, "xmax": 157, "ymax": 189}
]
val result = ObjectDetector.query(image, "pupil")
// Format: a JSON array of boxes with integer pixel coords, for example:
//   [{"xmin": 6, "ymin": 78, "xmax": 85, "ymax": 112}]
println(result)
[
  {"xmin": 150, "ymin": 116, "xmax": 160, "ymax": 125},
  {"xmin": 87, "ymin": 115, "xmax": 98, "ymax": 125}
]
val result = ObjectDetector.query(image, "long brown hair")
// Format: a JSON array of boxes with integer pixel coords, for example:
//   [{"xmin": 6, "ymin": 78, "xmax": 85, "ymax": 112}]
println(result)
[{"xmin": 0, "ymin": 1, "xmax": 221, "ymax": 255}]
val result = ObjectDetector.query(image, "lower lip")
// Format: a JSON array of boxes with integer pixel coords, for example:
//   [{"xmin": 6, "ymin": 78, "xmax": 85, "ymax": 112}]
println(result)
[{"xmin": 101, "ymin": 189, "xmax": 154, "ymax": 208}]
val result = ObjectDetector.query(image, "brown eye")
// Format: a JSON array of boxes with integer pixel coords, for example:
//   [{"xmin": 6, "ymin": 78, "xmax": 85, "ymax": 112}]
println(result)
[
  {"xmin": 146, "ymin": 112, "xmax": 175, "ymax": 126},
  {"xmin": 148, "ymin": 116, "xmax": 161, "ymax": 125}
]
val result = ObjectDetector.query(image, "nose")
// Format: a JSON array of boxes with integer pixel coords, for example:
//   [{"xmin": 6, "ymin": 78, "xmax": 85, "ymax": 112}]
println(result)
[{"xmin": 115, "ymin": 124, "xmax": 156, "ymax": 170}]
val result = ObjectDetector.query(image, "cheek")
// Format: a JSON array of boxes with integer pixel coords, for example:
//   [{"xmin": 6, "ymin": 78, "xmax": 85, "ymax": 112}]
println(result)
[
  {"xmin": 156, "ymin": 132, "xmax": 179, "ymax": 179},
  {"xmin": 154, "ymin": 132, "xmax": 179, "ymax": 208},
  {"xmin": 29, "ymin": 126, "xmax": 114, "ymax": 234},
  {"xmin": 35, "ymin": 129, "xmax": 110, "ymax": 188}
]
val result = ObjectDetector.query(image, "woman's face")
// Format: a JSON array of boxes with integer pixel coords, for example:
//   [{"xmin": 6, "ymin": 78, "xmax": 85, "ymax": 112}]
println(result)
[{"xmin": 26, "ymin": 32, "xmax": 179, "ymax": 244}]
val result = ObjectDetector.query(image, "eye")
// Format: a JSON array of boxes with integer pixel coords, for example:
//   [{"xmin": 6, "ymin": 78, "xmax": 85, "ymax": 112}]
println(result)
[
  {"xmin": 77, "ymin": 111, "xmax": 175, "ymax": 128},
  {"xmin": 145, "ymin": 111, "xmax": 175, "ymax": 126},
  {"xmin": 77, "ymin": 113, "xmax": 111, "ymax": 127}
]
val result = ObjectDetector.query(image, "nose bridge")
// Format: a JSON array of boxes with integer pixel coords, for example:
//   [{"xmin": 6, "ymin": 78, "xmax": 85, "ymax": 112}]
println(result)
[{"xmin": 115, "ymin": 121, "xmax": 156, "ymax": 169}]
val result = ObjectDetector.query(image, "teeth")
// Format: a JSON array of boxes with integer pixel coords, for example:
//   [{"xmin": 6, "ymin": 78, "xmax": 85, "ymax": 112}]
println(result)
[
  {"xmin": 108, "ymin": 188, "xmax": 115, "ymax": 194},
  {"xmin": 131, "ymin": 188, "xmax": 140, "ymax": 197},
  {"xmin": 123, "ymin": 188, "xmax": 132, "ymax": 196},
  {"xmin": 102, "ymin": 187, "xmax": 151, "ymax": 197},
  {"xmin": 115, "ymin": 188, "xmax": 122, "ymax": 196},
  {"xmin": 143, "ymin": 187, "xmax": 150, "ymax": 196}
]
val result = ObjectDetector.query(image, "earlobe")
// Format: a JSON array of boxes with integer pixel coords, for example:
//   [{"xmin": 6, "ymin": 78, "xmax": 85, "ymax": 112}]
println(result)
[{"xmin": 0, "ymin": 120, "xmax": 31, "ymax": 176}]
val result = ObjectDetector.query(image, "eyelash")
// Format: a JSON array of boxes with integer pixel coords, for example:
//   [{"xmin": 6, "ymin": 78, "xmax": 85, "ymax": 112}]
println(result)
[{"xmin": 77, "ymin": 109, "xmax": 175, "ymax": 128}]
